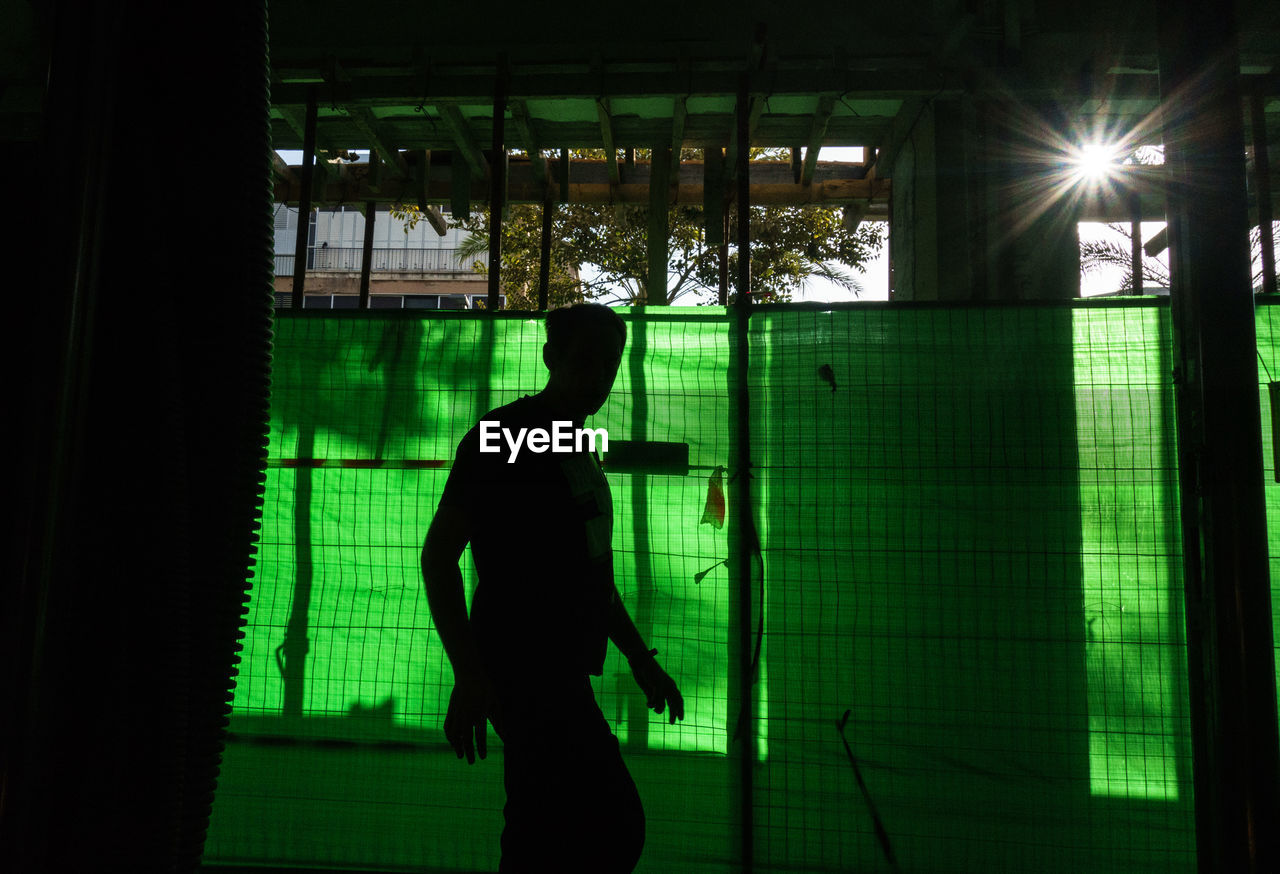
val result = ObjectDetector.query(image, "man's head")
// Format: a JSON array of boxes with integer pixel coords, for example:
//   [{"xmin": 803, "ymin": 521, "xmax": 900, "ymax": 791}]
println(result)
[{"xmin": 542, "ymin": 303, "xmax": 626, "ymax": 418}]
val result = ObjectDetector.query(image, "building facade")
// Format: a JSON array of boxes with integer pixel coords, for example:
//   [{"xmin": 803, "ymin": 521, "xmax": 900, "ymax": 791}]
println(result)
[{"xmin": 273, "ymin": 203, "xmax": 498, "ymax": 309}]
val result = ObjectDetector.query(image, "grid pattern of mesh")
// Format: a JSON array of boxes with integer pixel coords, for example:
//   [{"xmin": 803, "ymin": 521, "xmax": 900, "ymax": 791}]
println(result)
[{"xmin": 205, "ymin": 302, "xmax": 1221, "ymax": 872}]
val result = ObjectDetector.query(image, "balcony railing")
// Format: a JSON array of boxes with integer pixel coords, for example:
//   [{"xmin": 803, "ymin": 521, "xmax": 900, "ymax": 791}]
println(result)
[{"xmin": 274, "ymin": 247, "xmax": 483, "ymax": 277}]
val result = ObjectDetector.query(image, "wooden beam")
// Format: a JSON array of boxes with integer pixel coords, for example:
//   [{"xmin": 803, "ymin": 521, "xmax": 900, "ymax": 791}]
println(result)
[
  {"xmin": 789, "ymin": 147, "xmax": 801, "ymax": 183},
  {"xmin": 425, "ymin": 205, "xmax": 449, "ymax": 236},
  {"xmin": 274, "ymin": 159, "xmax": 892, "ymax": 207},
  {"xmin": 670, "ymin": 96, "xmax": 687, "ymax": 195},
  {"xmin": 272, "ymin": 150, "xmax": 297, "ymax": 184},
  {"xmin": 276, "ymin": 104, "xmax": 309, "ymax": 142},
  {"xmin": 348, "ymin": 106, "xmax": 407, "ymax": 176},
  {"xmin": 1252, "ymin": 87, "xmax": 1278, "ymax": 295},
  {"xmin": 291, "ymin": 86, "xmax": 317, "ymax": 308},
  {"xmin": 415, "ymin": 149, "xmax": 431, "ymax": 211},
  {"xmin": 538, "ymin": 193, "xmax": 552, "ymax": 310},
  {"xmin": 451, "ymin": 155, "xmax": 471, "ymax": 220},
  {"xmin": 359, "ymin": 200, "xmax": 375, "ymax": 308},
  {"xmin": 509, "ymin": 99, "xmax": 547, "ymax": 184},
  {"xmin": 270, "ymin": 67, "xmax": 961, "ymax": 109},
  {"xmin": 736, "ymin": 75, "xmax": 752, "ymax": 305},
  {"xmin": 487, "ymin": 66, "xmax": 506, "ymax": 310},
  {"xmin": 800, "ymin": 95, "xmax": 836, "ymax": 186},
  {"xmin": 411, "ymin": 149, "xmax": 449, "ymax": 236},
  {"xmin": 268, "ymin": 112, "xmax": 894, "ymax": 153},
  {"xmin": 870, "ymin": 98, "xmax": 924, "ymax": 180},
  {"xmin": 725, "ymin": 94, "xmax": 764, "ymax": 176},
  {"xmin": 597, "ymin": 97, "xmax": 619, "ymax": 186},
  {"xmin": 437, "ymin": 103, "xmax": 489, "ymax": 178},
  {"xmin": 705, "ymin": 148, "xmax": 725, "ymax": 246},
  {"xmin": 671, "ymin": 96, "xmax": 688, "ymax": 156}
]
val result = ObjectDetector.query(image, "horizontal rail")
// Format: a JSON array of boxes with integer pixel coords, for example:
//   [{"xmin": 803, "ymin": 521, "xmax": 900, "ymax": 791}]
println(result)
[{"xmin": 274, "ymin": 247, "xmax": 482, "ymax": 277}]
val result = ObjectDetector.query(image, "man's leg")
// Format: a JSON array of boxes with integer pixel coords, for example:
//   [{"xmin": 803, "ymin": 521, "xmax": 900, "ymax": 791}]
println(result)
[{"xmin": 496, "ymin": 677, "xmax": 644, "ymax": 873}]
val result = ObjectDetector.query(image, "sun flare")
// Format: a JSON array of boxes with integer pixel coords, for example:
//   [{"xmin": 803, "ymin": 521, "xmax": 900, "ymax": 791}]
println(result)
[{"xmin": 1072, "ymin": 142, "xmax": 1123, "ymax": 183}]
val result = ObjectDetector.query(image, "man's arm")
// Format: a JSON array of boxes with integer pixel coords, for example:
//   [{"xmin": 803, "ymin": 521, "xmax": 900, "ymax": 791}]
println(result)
[
  {"xmin": 422, "ymin": 506, "xmax": 494, "ymax": 763},
  {"xmin": 608, "ymin": 585, "xmax": 685, "ymax": 724},
  {"xmin": 422, "ymin": 506, "xmax": 482, "ymax": 679}
]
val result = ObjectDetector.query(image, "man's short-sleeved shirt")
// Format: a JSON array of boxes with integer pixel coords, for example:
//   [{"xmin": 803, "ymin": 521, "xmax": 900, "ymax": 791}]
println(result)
[{"xmin": 438, "ymin": 394, "xmax": 614, "ymax": 678}]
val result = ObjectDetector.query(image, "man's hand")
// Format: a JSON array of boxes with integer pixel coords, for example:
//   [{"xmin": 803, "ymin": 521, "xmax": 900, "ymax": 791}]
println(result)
[
  {"xmin": 627, "ymin": 650, "xmax": 685, "ymax": 725},
  {"xmin": 444, "ymin": 673, "xmax": 498, "ymax": 764}
]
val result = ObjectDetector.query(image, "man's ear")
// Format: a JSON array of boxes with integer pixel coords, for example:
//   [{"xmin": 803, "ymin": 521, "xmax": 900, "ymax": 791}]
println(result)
[{"xmin": 542, "ymin": 341, "xmax": 555, "ymax": 371}]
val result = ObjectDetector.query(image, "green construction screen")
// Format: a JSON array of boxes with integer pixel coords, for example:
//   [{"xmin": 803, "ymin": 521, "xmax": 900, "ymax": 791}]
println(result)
[{"xmin": 201, "ymin": 300, "xmax": 1280, "ymax": 872}]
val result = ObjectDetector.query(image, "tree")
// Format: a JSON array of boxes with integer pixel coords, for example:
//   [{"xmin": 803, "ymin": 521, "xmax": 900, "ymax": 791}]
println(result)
[
  {"xmin": 1081, "ymin": 223, "xmax": 1279, "ymax": 294},
  {"xmin": 394, "ymin": 148, "xmax": 886, "ymax": 308}
]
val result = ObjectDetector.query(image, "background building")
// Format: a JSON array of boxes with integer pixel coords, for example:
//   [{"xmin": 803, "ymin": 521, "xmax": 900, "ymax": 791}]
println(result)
[{"xmin": 273, "ymin": 203, "xmax": 495, "ymax": 309}]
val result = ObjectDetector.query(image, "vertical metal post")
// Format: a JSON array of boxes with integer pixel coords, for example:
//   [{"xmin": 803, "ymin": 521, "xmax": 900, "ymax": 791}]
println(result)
[
  {"xmin": 1251, "ymin": 88, "xmax": 1277, "ymax": 296},
  {"xmin": 291, "ymin": 86, "xmax": 317, "ymax": 309},
  {"xmin": 733, "ymin": 72, "xmax": 754, "ymax": 874},
  {"xmin": 718, "ymin": 220, "xmax": 729, "ymax": 305},
  {"xmin": 1130, "ymin": 190, "xmax": 1143, "ymax": 295},
  {"xmin": 537, "ymin": 193, "xmax": 552, "ymax": 310},
  {"xmin": 487, "ymin": 60, "xmax": 507, "ymax": 310},
  {"xmin": 359, "ymin": 201, "xmax": 375, "ymax": 308},
  {"xmin": 560, "ymin": 147, "xmax": 570, "ymax": 203},
  {"xmin": 1158, "ymin": 2, "xmax": 1280, "ymax": 871},
  {"xmin": 647, "ymin": 145, "xmax": 671, "ymax": 304}
]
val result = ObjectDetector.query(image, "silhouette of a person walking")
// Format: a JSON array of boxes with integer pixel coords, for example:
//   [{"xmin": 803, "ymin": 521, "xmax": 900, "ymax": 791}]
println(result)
[{"xmin": 422, "ymin": 303, "xmax": 684, "ymax": 873}]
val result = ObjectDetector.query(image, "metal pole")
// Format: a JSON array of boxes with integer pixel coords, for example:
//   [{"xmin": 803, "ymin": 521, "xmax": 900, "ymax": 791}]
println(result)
[
  {"xmin": 359, "ymin": 201, "xmax": 375, "ymax": 308},
  {"xmin": 291, "ymin": 85, "xmax": 317, "ymax": 309},
  {"xmin": 537, "ymin": 194, "xmax": 552, "ymax": 310},
  {"xmin": 1157, "ymin": 2, "xmax": 1280, "ymax": 871},
  {"xmin": 1251, "ymin": 88, "xmax": 1277, "ymax": 296},
  {"xmin": 733, "ymin": 72, "xmax": 754, "ymax": 874},
  {"xmin": 487, "ymin": 59, "xmax": 507, "ymax": 310},
  {"xmin": 647, "ymin": 146, "xmax": 671, "ymax": 304},
  {"xmin": 1130, "ymin": 190, "xmax": 1143, "ymax": 295}
]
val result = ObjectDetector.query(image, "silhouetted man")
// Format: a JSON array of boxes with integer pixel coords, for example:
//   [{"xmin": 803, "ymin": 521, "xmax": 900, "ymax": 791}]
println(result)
[{"xmin": 422, "ymin": 303, "xmax": 684, "ymax": 873}]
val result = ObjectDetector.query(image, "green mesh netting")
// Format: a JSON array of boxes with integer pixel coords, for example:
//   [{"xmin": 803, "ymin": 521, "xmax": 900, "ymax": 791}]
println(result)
[{"xmin": 203, "ymin": 300, "xmax": 1261, "ymax": 873}]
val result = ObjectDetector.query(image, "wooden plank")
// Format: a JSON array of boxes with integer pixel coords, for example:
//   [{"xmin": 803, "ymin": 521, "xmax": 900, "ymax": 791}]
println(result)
[
  {"xmin": 274, "ymin": 174, "xmax": 889, "ymax": 207},
  {"xmin": 870, "ymin": 98, "xmax": 924, "ymax": 180},
  {"xmin": 273, "ymin": 158, "xmax": 892, "ymax": 206},
  {"xmin": 670, "ymin": 96, "xmax": 687, "ymax": 155},
  {"xmin": 412, "ymin": 149, "xmax": 448, "ymax": 236},
  {"xmin": 670, "ymin": 96, "xmax": 687, "ymax": 196},
  {"xmin": 425, "ymin": 205, "xmax": 449, "ymax": 236},
  {"xmin": 509, "ymin": 100, "xmax": 547, "ymax": 184},
  {"xmin": 437, "ymin": 104, "xmax": 489, "ymax": 177},
  {"xmin": 415, "ymin": 149, "xmax": 431, "ymax": 212},
  {"xmin": 270, "ymin": 67, "xmax": 960, "ymax": 108},
  {"xmin": 597, "ymin": 97, "xmax": 619, "ymax": 186},
  {"xmin": 704, "ymin": 148, "xmax": 725, "ymax": 247},
  {"xmin": 538, "ymin": 194, "xmax": 553, "ymax": 310},
  {"xmin": 268, "ymin": 113, "xmax": 893, "ymax": 153},
  {"xmin": 276, "ymin": 104, "xmax": 309, "ymax": 142},
  {"xmin": 358, "ymin": 200, "xmax": 375, "ymax": 307},
  {"xmin": 348, "ymin": 106, "xmax": 407, "ymax": 175},
  {"xmin": 272, "ymin": 150, "xmax": 297, "ymax": 184},
  {"xmin": 488, "ymin": 69, "xmax": 507, "ymax": 310},
  {"xmin": 724, "ymin": 94, "xmax": 764, "ymax": 176},
  {"xmin": 450, "ymin": 154, "xmax": 471, "ymax": 219},
  {"xmin": 291, "ymin": 86, "xmax": 317, "ymax": 308},
  {"xmin": 800, "ymin": 95, "xmax": 836, "ymax": 186}
]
